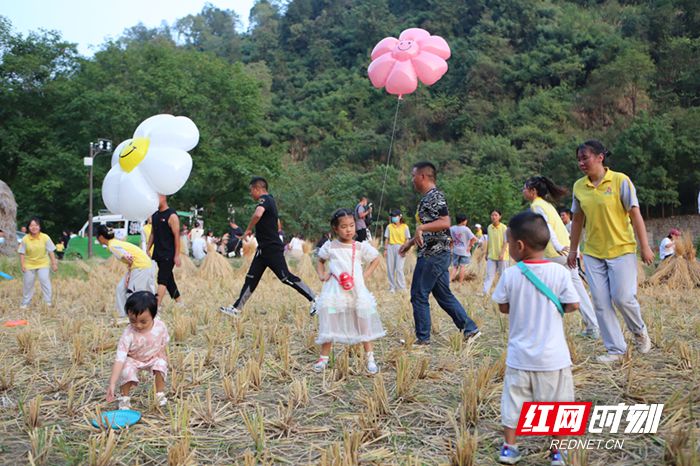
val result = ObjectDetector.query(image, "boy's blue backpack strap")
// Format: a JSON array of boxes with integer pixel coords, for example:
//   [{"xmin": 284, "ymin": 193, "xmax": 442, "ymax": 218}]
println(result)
[{"xmin": 516, "ymin": 262, "xmax": 564, "ymax": 317}]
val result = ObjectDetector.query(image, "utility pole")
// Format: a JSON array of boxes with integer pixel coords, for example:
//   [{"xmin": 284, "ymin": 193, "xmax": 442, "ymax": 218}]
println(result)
[{"xmin": 84, "ymin": 138, "xmax": 112, "ymax": 258}]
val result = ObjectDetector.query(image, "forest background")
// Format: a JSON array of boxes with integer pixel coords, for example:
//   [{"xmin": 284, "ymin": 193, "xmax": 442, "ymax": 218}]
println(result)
[{"xmin": 2, "ymin": 0, "xmax": 699, "ymax": 240}]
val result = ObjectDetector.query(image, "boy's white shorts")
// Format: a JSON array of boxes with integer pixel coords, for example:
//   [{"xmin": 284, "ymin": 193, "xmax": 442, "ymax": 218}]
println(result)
[{"xmin": 501, "ymin": 366, "xmax": 575, "ymax": 429}]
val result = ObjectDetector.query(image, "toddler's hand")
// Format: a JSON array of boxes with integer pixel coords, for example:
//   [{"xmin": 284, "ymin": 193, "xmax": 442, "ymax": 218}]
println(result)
[
  {"xmin": 106, "ymin": 384, "xmax": 116, "ymax": 402},
  {"xmin": 318, "ymin": 272, "xmax": 331, "ymax": 282}
]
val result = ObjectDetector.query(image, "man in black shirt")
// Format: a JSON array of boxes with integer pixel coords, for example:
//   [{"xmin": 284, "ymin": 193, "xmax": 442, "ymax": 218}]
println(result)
[
  {"xmin": 399, "ymin": 162, "xmax": 480, "ymax": 345},
  {"xmin": 220, "ymin": 177, "xmax": 317, "ymax": 316},
  {"xmin": 147, "ymin": 195, "xmax": 182, "ymax": 307}
]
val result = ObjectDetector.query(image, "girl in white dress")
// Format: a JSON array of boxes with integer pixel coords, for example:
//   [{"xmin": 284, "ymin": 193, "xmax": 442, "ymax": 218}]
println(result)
[{"xmin": 314, "ymin": 208, "xmax": 385, "ymax": 374}]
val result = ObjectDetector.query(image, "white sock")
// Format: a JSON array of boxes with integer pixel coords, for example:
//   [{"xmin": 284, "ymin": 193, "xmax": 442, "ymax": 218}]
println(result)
[
  {"xmin": 366, "ymin": 351, "xmax": 375, "ymax": 362},
  {"xmin": 318, "ymin": 355, "xmax": 329, "ymax": 361}
]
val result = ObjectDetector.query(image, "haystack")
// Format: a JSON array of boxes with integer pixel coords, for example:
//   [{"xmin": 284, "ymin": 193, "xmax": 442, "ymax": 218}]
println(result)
[
  {"xmin": 295, "ymin": 253, "xmax": 317, "ymax": 283},
  {"xmin": 646, "ymin": 233, "xmax": 700, "ymax": 289},
  {"xmin": 0, "ymin": 180, "xmax": 17, "ymax": 256},
  {"xmin": 178, "ymin": 253, "xmax": 198, "ymax": 276},
  {"xmin": 199, "ymin": 244, "xmax": 234, "ymax": 280},
  {"xmin": 242, "ymin": 237, "xmax": 258, "ymax": 262},
  {"xmin": 637, "ymin": 259, "xmax": 646, "ymax": 286},
  {"xmin": 105, "ymin": 256, "xmax": 125, "ymax": 274},
  {"xmin": 376, "ymin": 253, "xmax": 387, "ymax": 276},
  {"xmin": 302, "ymin": 240, "xmax": 314, "ymax": 255},
  {"xmin": 462, "ymin": 243, "xmax": 487, "ymax": 281}
]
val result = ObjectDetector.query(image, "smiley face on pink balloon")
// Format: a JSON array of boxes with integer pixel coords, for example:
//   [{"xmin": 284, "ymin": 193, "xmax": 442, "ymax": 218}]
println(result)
[{"xmin": 368, "ymin": 28, "xmax": 451, "ymax": 96}]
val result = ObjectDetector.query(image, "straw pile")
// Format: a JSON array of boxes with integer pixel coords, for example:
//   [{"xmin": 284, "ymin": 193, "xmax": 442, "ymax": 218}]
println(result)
[
  {"xmin": 646, "ymin": 233, "xmax": 700, "ymax": 289},
  {"xmin": 302, "ymin": 241, "xmax": 314, "ymax": 255},
  {"xmin": 105, "ymin": 256, "xmax": 124, "ymax": 274},
  {"xmin": 199, "ymin": 244, "xmax": 234, "ymax": 281},
  {"xmin": 0, "ymin": 180, "xmax": 17, "ymax": 256},
  {"xmin": 294, "ymin": 253, "xmax": 317, "ymax": 283},
  {"xmin": 463, "ymin": 243, "xmax": 487, "ymax": 281},
  {"xmin": 242, "ymin": 237, "xmax": 257, "ymax": 262},
  {"xmin": 178, "ymin": 253, "xmax": 198, "ymax": 276},
  {"xmin": 637, "ymin": 259, "xmax": 646, "ymax": 286}
]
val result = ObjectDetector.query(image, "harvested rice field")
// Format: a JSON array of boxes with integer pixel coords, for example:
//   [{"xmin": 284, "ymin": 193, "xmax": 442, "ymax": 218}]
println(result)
[{"xmin": 0, "ymin": 253, "xmax": 698, "ymax": 465}]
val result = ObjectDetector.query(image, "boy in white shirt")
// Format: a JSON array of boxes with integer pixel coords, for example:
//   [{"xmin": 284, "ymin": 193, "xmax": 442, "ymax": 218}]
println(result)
[{"xmin": 492, "ymin": 211, "xmax": 579, "ymax": 466}]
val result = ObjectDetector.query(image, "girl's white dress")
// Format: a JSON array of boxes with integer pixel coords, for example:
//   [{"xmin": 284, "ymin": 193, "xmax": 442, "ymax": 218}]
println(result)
[{"xmin": 316, "ymin": 240, "xmax": 386, "ymax": 344}]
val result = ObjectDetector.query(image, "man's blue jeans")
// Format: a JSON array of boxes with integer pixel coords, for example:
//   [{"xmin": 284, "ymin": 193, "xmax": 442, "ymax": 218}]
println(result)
[{"xmin": 410, "ymin": 251, "xmax": 478, "ymax": 342}]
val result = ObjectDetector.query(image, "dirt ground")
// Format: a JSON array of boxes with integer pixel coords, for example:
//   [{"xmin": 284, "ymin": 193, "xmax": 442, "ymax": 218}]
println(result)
[{"xmin": 0, "ymin": 254, "xmax": 698, "ymax": 465}]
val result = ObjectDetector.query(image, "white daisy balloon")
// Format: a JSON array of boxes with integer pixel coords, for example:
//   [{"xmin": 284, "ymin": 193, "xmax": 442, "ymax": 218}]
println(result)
[{"xmin": 102, "ymin": 114, "xmax": 199, "ymax": 220}]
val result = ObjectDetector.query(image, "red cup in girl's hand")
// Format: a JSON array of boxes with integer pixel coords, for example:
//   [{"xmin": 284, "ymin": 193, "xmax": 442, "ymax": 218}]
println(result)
[{"xmin": 338, "ymin": 272, "xmax": 354, "ymax": 291}]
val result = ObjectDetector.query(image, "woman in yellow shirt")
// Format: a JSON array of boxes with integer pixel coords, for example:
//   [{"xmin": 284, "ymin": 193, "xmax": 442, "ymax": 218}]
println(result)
[
  {"xmin": 97, "ymin": 225, "xmax": 155, "ymax": 317},
  {"xmin": 383, "ymin": 209, "xmax": 411, "ymax": 292},
  {"xmin": 18, "ymin": 217, "xmax": 57, "ymax": 308},
  {"xmin": 523, "ymin": 176, "xmax": 599, "ymax": 339},
  {"xmin": 568, "ymin": 140, "xmax": 654, "ymax": 363}
]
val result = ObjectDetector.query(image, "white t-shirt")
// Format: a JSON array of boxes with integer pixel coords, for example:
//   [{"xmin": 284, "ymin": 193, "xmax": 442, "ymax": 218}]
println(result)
[
  {"xmin": 659, "ymin": 237, "xmax": 674, "ymax": 260},
  {"xmin": 289, "ymin": 237, "xmax": 304, "ymax": 252},
  {"xmin": 190, "ymin": 227, "xmax": 204, "ymax": 242},
  {"xmin": 192, "ymin": 237, "xmax": 207, "ymax": 260},
  {"xmin": 492, "ymin": 261, "xmax": 578, "ymax": 371},
  {"xmin": 450, "ymin": 225, "xmax": 476, "ymax": 257}
]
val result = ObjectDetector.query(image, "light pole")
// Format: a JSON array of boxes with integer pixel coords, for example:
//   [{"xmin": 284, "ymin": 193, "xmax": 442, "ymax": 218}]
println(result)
[{"xmin": 84, "ymin": 138, "xmax": 112, "ymax": 258}]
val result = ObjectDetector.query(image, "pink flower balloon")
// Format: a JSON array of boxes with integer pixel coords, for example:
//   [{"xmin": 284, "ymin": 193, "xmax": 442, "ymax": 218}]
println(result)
[{"xmin": 368, "ymin": 28, "xmax": 451, "ymax": 96}]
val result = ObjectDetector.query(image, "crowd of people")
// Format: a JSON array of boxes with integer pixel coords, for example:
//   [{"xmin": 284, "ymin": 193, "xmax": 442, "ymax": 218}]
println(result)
[{"xmin": 10, "ymin": 138, "xmax": 693, "ymax": 465}]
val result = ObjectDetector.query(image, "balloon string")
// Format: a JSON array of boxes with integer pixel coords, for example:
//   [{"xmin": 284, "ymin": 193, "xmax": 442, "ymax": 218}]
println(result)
[{"xmin": 374, "ymin": 96, "xmax": 402, "ymax": 241}]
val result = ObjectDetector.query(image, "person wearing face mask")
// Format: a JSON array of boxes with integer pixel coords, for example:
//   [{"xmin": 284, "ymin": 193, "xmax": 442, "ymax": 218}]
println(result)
[{"xmin": 383, "ymin": 209, "xmax": 411, "ymax": 293}]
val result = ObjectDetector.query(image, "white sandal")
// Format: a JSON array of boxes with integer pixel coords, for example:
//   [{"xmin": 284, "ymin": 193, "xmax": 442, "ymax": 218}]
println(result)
[
  {"xmin": 118, "ymin": 396, "xmax": 131, "ymax": 410},
  {"xmin": 156, "ymin": 392, "xmax": 168, "ymax": 407},
  {"xmin": 312, "ymin": 357, "xmax": 329, "ymax": 372}
]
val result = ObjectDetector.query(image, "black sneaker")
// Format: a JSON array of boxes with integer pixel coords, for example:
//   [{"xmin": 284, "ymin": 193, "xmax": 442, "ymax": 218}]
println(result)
[{"xmin": 412, "ymin": 339, "xmax": 431, "ymax": 348}]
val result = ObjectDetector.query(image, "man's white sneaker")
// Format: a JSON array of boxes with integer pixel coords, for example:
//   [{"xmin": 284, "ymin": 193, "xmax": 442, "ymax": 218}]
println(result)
[
  {"xmin": 309, "ymin": 299, "xmax": 318, "ymax": 317},
  {"xmin": 464, "ymin": 329, "xmax": 482, "ymax": 342},
  {"xmin": 219, "ymin": 305, "xmax": 241, "ymax": 317},
  {"xmin": 635, "ymin": 330, "xmax": 651, "ymax": 354},
  {"xmin": 596, "ymin": 353, "xmax": 623, "ymax": 363}
]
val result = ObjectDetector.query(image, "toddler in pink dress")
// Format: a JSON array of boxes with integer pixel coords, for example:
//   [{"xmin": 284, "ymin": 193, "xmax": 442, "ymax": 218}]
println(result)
[{"xmin": 106, "ymin": 291, "xmax": 170, "ymax": 409}]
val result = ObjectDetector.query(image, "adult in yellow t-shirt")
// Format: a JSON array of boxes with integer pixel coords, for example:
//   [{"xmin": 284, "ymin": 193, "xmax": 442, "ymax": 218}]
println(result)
[
  {"xmin": 568, "ymin": 140, "xmax": 654, "ymax": 363},
  {"xmin": 383, "ymin": 209, "xmax": 411, "ymax": 292},
  {"xmin": 523, "ymin": 176, "xmax": 599, "ymax": 339},
  {"xmin": 483, "ymin": 210, "xmax": 509, "ymax": 294},
  {"xmin": 18, "ymin": 217, "xmax": 57, "ymax": 308},
  {"xmin": 97, "ymin": 225, "xmax": 155, "ymax": 317}
]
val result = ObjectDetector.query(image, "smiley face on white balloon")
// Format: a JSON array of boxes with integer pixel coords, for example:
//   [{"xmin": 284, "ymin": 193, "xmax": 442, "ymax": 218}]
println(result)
[{"xmin": 102, "ymin": 114, "xmax": 199, "ymax": 220}]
